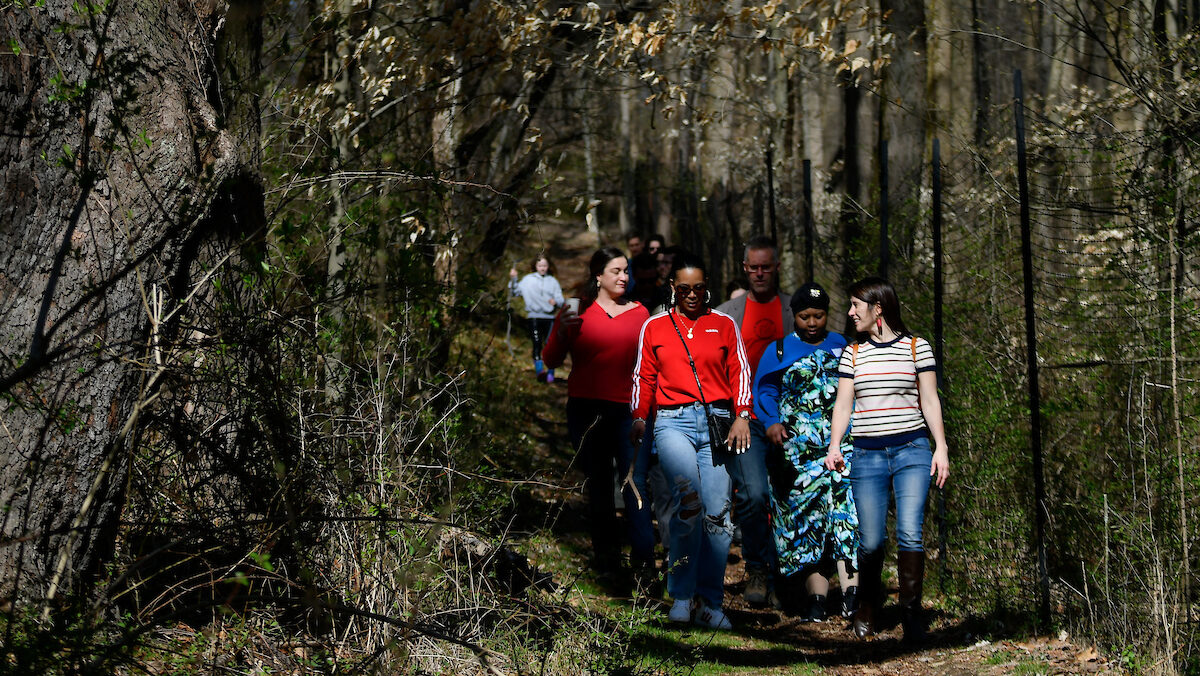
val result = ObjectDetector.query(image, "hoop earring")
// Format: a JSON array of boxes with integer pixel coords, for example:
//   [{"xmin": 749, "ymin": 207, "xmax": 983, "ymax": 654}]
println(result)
[
  {"xmin": 704, "ymin": 289, "xmax": 712, "ymax": 305},
  {"xmin": 670, "ymin": 289, "xmax": 676, "ymax": 306}
]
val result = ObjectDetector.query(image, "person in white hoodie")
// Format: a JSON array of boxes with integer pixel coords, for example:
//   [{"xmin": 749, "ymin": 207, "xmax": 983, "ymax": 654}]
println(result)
[{"xmin": 510, "ymin": 254, "xmax": 565, "ymax": 382}]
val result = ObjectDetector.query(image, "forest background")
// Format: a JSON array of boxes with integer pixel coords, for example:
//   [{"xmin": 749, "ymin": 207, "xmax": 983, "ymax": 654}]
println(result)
[{"xmin": 1, "ymin": 0, "xmax": 1198, "ymax": 673}]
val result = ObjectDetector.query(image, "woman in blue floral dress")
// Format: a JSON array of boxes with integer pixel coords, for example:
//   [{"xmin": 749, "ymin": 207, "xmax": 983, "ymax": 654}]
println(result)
[{"xmin": 752, "ymin": 282, "xmax": 858, "ymax": 622}]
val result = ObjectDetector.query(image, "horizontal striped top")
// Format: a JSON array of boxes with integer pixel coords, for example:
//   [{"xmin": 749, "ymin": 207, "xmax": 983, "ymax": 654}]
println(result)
[{"xmin": 837, "ymin": 335, "xmax": 937, "ymax": 448}]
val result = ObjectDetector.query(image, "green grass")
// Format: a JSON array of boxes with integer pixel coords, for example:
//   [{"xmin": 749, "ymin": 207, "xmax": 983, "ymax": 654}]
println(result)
[
  {"xmin": 1012, "ymin": 660, "xmax": 1052, "ymax": 675},
  {"xmin": 985, "ymin": 649, "xmax": 1017, "ymax": 665},
  {"xmin": 518, "ymin": 522, "xmax": 825, "ymax": 674},
  {"xmin": 625, "ymin": 622, "xmax": 823, "ymax": 675}
]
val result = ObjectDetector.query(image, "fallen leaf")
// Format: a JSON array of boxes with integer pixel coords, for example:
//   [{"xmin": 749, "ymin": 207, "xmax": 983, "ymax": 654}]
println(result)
[{"xmin": 1076, "ymin": 646, "xmax": 1100, "ymax": 662}]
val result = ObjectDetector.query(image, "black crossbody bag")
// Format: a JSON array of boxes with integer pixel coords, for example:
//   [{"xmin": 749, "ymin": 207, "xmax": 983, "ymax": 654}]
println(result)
[{"xmin": 668, "ymin": 311, "xmax": 732, "ymax": 454}]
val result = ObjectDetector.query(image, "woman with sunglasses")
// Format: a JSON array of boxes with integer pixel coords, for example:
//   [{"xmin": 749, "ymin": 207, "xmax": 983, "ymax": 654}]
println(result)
[
  {"xmin": 824, "ymin": 277, "xmax": 949, "ymax": 641},
  {"xmin": 630, "ymin": 254, "xmax": 752, "ymax": 630}
]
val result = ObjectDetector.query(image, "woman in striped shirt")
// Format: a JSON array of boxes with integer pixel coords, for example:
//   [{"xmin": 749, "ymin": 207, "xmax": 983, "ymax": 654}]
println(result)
[{"xmin": 824, "ymin": 277, "xmax": 949, "ymax": 641}]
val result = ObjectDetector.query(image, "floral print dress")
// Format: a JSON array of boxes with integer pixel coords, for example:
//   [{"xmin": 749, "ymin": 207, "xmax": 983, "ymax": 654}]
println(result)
[{"xmin": 771, "ymin": 348, "xmax": 859, "ymax": 576}]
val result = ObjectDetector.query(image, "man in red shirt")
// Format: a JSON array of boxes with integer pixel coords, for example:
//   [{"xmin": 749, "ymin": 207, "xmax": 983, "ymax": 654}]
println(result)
[{"xmin": 716, "ymin": 236, "xmax": 793, "ymax": 606}]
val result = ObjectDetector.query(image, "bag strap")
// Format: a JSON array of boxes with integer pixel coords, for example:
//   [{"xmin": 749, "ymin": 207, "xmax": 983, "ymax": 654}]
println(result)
[
  {"xmin": 775, "ymin": 336, "xmax": 785, "ymax": 361},
  {"xmin": 851, "ymin": 341, "xmax": 859, "ymax": 368},
  {"xmin": 911, "ymin": 335, "xmax": 923, "ymax": 409},
  {"xmin": 668, "ymin": 311, "xmax": 709, "ymax": 406}
]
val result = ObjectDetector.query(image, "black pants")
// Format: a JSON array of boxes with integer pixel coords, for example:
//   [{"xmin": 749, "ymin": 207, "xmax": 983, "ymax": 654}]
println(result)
[
  {"xmin": 567, "ymin": 398, "xmax": 655, "ymax": 567},
  {"xmin": 527, "ymin": 317, "xmax": 554, "ymax": 360}
]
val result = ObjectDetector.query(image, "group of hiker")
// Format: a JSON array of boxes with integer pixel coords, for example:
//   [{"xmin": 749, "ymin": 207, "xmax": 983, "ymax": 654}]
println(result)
[{"xmin": 508, "ymin": 235, "xmax": 950, "ymax": 639}]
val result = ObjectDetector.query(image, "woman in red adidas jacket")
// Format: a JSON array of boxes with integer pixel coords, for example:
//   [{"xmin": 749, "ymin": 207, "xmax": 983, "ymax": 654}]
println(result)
[{"xmin": 629, "ymin": 253, "xmax": 752, "ymax": 631}]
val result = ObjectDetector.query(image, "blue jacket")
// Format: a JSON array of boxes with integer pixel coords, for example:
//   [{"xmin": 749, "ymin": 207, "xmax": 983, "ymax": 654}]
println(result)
[{"xmin": 752, "ymin": 331, "xmax": 849, "ymax": 428}]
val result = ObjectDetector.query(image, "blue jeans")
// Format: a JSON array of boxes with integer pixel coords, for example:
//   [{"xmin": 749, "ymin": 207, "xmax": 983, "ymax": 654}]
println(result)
[
  {"xmin": 727, "ymin": 419, "xmax": 777, "ymax": 574},
  {"xmin": 850, "ymin": 436, "xmax": 933, "ymax": 555},
  {"xmin": 654, "ymin": 403, "xmax": 733, "ymax": 608},
  {"xmin": 567, "ymin": 399, "xmax": 655, "ymax": 566}
]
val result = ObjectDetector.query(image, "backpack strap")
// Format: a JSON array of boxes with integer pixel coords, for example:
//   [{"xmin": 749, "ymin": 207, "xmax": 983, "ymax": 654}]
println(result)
[
  {"xmin": 911, "ymin": 336, "xmax": 923, "ymax": 409},
  {"xmin": 775, "ymin": 336, "xmax": 785, "ymax": 361},
  {"xmin": 851, "ymin": 341, "xmax": 860, "ymax": 368}
]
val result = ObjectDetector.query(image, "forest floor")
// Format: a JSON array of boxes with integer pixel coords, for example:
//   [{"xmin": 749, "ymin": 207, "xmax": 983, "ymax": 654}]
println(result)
[{"xmin": 491, "ymin": 224, "xmax": 1129, "ymax": 675}]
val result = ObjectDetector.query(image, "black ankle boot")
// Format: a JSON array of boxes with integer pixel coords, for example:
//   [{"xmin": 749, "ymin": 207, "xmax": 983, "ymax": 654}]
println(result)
[
  {"xmin": 897, "ymin": 550, "xmax": 927, "ymax": 642},
  {"xmin": 800, "ymin": 594, "xmax": 827, "ymax": 623},
  {"xmin": 853, "ymin": 550, "xmax": 885, "ymax": 638},
  {"xmin": 840, "ymin": 585, "xmax": 859, "ymax": 619}
]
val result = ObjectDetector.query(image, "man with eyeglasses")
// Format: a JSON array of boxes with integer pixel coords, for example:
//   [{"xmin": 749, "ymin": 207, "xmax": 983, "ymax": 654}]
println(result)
[{"xmin": 716, "ymin": 235, "xmax": 793, "ymax": 608}]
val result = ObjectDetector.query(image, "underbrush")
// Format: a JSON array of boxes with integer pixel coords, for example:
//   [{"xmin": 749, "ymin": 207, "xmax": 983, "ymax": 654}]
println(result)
[{"xmin": 5, "ymin": 286, "xmax": 666, "ymax": 674}]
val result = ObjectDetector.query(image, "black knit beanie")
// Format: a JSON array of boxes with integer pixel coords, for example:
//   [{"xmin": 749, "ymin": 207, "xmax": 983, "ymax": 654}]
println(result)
[{"xmin": 791, "ymin": 282, "xmax": 830, "ymax": 314}]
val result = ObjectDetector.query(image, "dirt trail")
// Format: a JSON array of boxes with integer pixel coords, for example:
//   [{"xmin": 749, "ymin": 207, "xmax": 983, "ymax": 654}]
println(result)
[{"xmin": 503, "ymin": 224, "xmax": 1125, "ymax": 675}]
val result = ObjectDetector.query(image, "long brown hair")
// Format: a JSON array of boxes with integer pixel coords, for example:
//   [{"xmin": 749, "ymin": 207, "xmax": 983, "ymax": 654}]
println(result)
[
  {"xmin": 848, "ymin": 276, "xmax": 910, "ymax": 340},
  {"xmin": 580, "ymin": 246, "xmax": 628, "ymax": 312},
  {"xmin": 528, "ymin": 254, "xmax": 555, "ymax": 274}
]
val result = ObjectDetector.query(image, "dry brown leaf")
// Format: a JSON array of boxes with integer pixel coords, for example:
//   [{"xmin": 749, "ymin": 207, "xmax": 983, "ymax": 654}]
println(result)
[{"xmin": 1076, "ymin": 646, "xmax": 1100, "ymax": 662}]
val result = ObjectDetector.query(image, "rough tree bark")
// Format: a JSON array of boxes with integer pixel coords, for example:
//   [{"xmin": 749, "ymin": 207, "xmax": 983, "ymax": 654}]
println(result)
[
  {"xmin": 0, "ymin": 0, "xmax": 262, "ymax": 604},
  {"xmin": 880, "ymin": 0, "xmax": 926, "ymax": 268}
]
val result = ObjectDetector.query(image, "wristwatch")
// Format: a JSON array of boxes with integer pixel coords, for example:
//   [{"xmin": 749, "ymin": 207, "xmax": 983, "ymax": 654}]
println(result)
[{"xmin": 738, "ymin": 410, "xmax": 751, "ymax": 419}]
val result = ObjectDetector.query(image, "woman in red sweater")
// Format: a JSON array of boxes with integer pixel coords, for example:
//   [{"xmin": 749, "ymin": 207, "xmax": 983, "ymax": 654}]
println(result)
[
  {"xmin": 543, "ymin": 247, "xmax": 653, "ymax": 582},
  {"xmin": 630, "ymin": 254, "xmax": 752, "ymax": 630}
]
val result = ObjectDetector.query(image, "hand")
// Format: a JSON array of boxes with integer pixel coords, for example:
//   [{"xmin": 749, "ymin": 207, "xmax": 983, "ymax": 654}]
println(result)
[
  {"xmin": 557, "ymin": 303, "xmax": 583, "ymax": 333},
  {"xmin": 931, "ymin": 445, "xmax": 950, "ymax": 488},
  {"xmin": 824, "ymin": 446, "xmax": 845, "ymax": 473},
  {"xmin": 726, "ymin": 417, "xmax": 751, "ymax": 454},
  {"xmin": 766, "ymin": 423, "xmax": 788, "ymax": 446},
  {"xmin": 630, "ymin": 419, "xmax": 646, "ymax": 447},
  {"xmin": 509, "ymin": 267, "xmax": 518, "ymax": 279}
]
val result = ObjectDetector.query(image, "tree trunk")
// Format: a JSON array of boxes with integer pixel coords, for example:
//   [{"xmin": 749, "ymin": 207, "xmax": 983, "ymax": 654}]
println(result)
[
  {"xmin": 703, "ymin": 0, "xmax": 742, "ymax": 289},
  {"xmin": 0, "ymin": 0, "xmax": 261, "ymax": 604},
  {"xmin": 618, "ymin": 73, "xmax": 638, "ymax": 236},
  {"xmin": 581, "ymin": 89, "xmax": 600, "ymax": 241},
  {"xmin": 880, "ymin": 0, "xmax": 926, "ymax": 269},
  {"xmin": 322, "ymin": 0, "xmax": 360, "ymax": 402}
]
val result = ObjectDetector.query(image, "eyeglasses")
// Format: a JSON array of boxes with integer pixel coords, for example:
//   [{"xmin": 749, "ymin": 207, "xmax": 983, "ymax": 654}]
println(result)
[{"xmin": 674, "ymin": 284, "xmax": 707, "ymax": 297}]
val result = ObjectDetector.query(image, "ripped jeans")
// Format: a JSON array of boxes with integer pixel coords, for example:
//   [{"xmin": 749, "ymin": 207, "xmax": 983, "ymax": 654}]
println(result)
[{"xmin": 654, "ymin": 402, "xmax": 733, "ymax": 608}]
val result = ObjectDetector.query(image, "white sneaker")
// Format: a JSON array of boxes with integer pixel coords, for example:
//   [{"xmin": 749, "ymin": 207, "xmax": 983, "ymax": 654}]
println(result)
[
  {"xmin": 693, "ymin": 600, "xmax": 732, "ymax": 630},
  {"xmin": 668, "ymin": 599, "xmax": 693, "ymax": 623}
]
